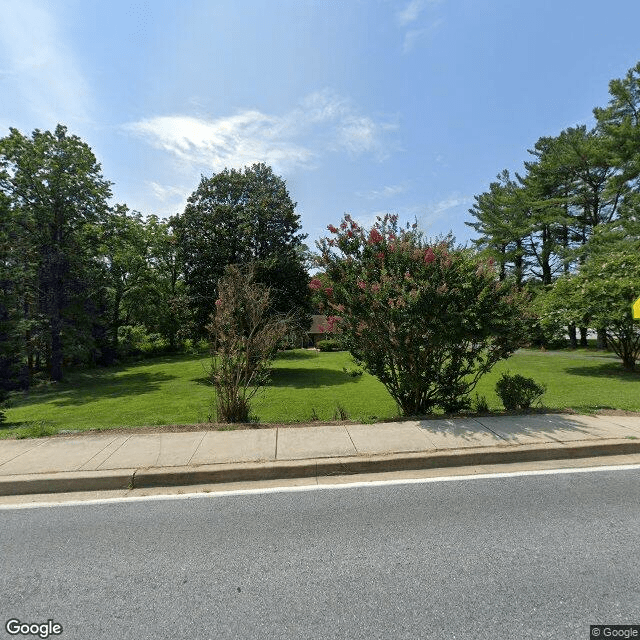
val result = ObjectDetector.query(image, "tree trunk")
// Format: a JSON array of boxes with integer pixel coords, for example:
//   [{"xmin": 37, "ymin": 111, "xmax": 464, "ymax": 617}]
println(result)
[
  {"xmin": 596, "ymin": 329, "xmax": 607, "ymax": 350},
  {"xmin": 49, "ymin": 315, "xmax": 64, "ymax": 381},
  {"xmin": 568, "ymin": 324, "xmax": 577, "ymax": 348},
  {"xmin": 579, "ymin": 327, "xmax": 588, "ymax": 347}
]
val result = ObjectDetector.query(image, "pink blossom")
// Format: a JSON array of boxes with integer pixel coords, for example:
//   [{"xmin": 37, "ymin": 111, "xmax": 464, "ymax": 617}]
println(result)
[
  {"xmin": 322, "ymin": 315, "xmax": 342, "ymax": 333},
  {"xmin": 309, "ymin": 278, "xmax": 323, "ymax": 290},
  {"xmin": 357, "ymin": 281, "xmax": 367, "ymax": 290},
  {"xmin": 376, "ymin": 252, "xmax": 385, "ymax": 260},
  {"xmin": 368, "ymin": 228, "xmax": 383, "ymax": 244},
  {"xmin": 215, "ymin": 299, "xmax": 222, "ymax": 307},
  {"xmin": 371, "ymin": 283, "xmax": 381, "ymax": 293},
  {"xmin": 324, "ymin": 287, "xmax": 333, "ymax": 296},
  {"xmin": 347, "ymin": 230, "xmax": 353, "ymax": 237},
  {"xmin": 340, "ymin": 221, "xmax": 348, "ymax": 230},
  {"xmin": 327, "ymin": 224, "xmax": 339, "ymax": 233},
  {"xmin": 424, "ymin": 247, "xmax": 436, "ymax": 264}
]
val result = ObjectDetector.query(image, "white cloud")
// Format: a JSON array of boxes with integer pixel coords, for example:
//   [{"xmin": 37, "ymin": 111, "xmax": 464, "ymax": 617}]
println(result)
[
  {"xmin": 0, "ymin": 0, "xmax": 90, "ymax": 126},
  {"xmin": 148, "ymin": 182, "xmax": 187, "ymax": 202},
  {"xmin": 395, "ymin": 0, "xmax": 444, "ymax": 53},
  {"xmin": 397, "ymin": 0, "xmax": 426, "ymax": 26},
  {"xmin": 358, "ymin": 183, "xmax": 408, "ymax": 199},
  {"xmin": 420, "ymin": 195, "xmax": 473, "ymax": 228},
  {"xmin": 125, "ymin": 91, "xmax": 396, "ymax": 173},
  {"xmin": 127, "ymin": 112, "xmax": 314, "ymax": 174},
  {"xmin": 402, "ymin": 19, "xmax": 444, "ymax": 53}
]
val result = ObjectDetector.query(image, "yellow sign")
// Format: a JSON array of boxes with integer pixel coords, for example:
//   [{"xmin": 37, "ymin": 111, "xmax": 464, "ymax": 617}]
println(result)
[{"xmin": 634, "ymin": 296, "xmax": 640, "ymax": 320}]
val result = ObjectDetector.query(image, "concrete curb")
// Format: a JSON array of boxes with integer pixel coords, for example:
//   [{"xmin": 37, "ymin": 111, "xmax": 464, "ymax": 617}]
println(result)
[
  {"xmin": 0, "ymin": 468, "xmax": 136, "ymax": 496},
  {"xmin": 1, "ymin": 439, "xmax": 640, "ymax": 496}
]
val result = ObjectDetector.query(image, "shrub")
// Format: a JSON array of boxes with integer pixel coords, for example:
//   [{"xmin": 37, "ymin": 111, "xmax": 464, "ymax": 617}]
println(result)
[
  {"xmin": 342, "ymin": 366, "xmax": 363, "ymax": 377},
  {"xmin": 316, "ymin": 339, "xmax": 340, "ymax": 352},
  {"xmin": 208, "ymin": 265, "xmax": 289, "ymax": 423},
  {"xmin": 495, "ymin": 372, "xmax": 546, "ymax": 410},
  {"xmin": 314, "ymin": 214, "xmax": 530, "ymax": 415},
  {"xmin": 473, "ymin": 393, "xmax": 490, "ymax": 413}
]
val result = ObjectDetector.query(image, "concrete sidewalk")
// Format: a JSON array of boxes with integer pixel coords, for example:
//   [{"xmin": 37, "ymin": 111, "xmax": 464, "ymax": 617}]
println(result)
[{"xmin": 1, "ymin": 413, "xmax": 640, "ymax": 496}]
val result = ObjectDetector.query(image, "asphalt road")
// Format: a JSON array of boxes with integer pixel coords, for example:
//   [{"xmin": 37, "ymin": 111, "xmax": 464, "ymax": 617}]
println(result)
[{"xmin": 1, "ymin": 468, "xmax": 639, "ymax": 640}]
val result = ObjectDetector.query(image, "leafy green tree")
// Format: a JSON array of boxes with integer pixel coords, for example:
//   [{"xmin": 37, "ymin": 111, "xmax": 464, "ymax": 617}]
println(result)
[
  {"xmin": 172, "ymin": 163, "xmax": 311, "ymax": 336},
  {"xmin": 0, "ymin": 190, "xmax": 27, "ymax": 392},
  {"xmin": 144, "ymin": 215, "xmax": 189, "ymax": 349},
  {"xmin": 0, "ymin": 125, "xmax": 112, "ymax": 381},
  {"xmin": 315, "ymin": 214, "xmax": 530, "ymax": 415},
  {"xmin": 538, "ymin": 222, "xmax": 640, "ymax": 370}
]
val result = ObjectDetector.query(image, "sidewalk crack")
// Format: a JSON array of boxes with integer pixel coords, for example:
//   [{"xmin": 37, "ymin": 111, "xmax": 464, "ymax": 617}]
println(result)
[
  {"xmin": 345, "ymin": 425, "xmax": 359, "ymax": 454},
  {"xmin": 186, "ymin": 431, "xmax": 208, "ymax": 466},
  {"xmin": 471, "ymin": 417, "xmax": 508, "ymax": 440}
]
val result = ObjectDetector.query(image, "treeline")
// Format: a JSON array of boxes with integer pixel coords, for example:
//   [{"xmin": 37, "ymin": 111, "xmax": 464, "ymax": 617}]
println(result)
[
  {"xmin": 0, "ymin": 126, "xmax": 310, "ymax": 392},
  {"xmin": 467, "ymin": 61, "xmax": 640, "ymax": 360}
]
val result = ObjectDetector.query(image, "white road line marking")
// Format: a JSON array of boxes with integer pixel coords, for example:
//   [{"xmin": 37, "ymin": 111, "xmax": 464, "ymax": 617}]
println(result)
[{"xmin": 1, "ymin": 462, "xmax": 640, "ymax": 510}]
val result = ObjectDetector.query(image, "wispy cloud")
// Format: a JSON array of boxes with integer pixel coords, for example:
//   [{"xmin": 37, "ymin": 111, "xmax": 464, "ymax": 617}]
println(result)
[
  {"xmin": 125, "ymin": 90, "xmax": 397, "ymax": 174},
  {"xmin": 148, "ymin": 182, "xmax": 188, "ymax": 202},
  {"xmin": 420, "ymin": 195, "xmax": 472, "ymax": 229},
  {"xmin": 0, "ymin": 0, "xmax": 90, "ymax": 126},
  {"xmin": 358, "ymin": 183, "xmax": 409, "ymax": 199},
  {"xmin": 397, "ymin": 0, "xmax": 426, "ymax": 26},
  {"xmin": 395, "ymin": 0, "xmax": 444, "ymax": 53}
]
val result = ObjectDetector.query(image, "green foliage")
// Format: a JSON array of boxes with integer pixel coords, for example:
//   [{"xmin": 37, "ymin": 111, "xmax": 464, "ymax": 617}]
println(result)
[
  {"xmin": 332, "ymin": 403, "xmax": 350, "ymax": 420},
  {"xmin": 173, "ymin": 163, "xmax": 311, "ymax": 337},
  {"xmin": 342, "ymin": 366, "xmax": 363, "ymax": 377},
  {"xmin": 315, "ymin": 214, "xmax": 530, "ymax": 416},
  {"xmin": 207, "ymin": 265, "xmax": 290, "ymax": 423},
  {"xmin": 473, "ymin": 393, "xmax": 490, "ymax": 413},
  {"xmin": 538, "ymin": 224, "xmax": 640, "ymax": 371},
  {"xmin": 316, "ymin": 339, "xmax": 340, "ymax": 352},
  {"xmin": 0, "ymin": 125, "xmax": 113, "ymax": 382},
  {"xmin": 495, "ymin": 372, "xmax": 546, "ymax": 410},
  {"xmin": 14, "ymin": 421, "xmax": 59, "ymax": 439}
]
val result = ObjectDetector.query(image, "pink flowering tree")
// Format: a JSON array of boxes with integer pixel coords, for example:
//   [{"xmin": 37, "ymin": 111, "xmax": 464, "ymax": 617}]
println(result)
[{"xmin": 315, "ymin": 214, "xmax": 530, "ymax": 415}]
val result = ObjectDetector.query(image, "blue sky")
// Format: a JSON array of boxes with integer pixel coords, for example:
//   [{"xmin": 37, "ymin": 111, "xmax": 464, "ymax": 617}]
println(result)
[{"xmin": 1, "ymin": 0, "xmax": 639, "ymax": 248}]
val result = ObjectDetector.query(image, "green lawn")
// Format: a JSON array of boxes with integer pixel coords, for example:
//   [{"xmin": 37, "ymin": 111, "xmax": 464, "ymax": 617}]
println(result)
[{"xmin": 2, "ymin": 348, "xmax": 639, "ymax": 438}]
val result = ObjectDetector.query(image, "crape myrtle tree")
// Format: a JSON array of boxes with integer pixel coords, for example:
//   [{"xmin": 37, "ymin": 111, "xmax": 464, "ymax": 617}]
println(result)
[
  {"xmin": 207, "ymin": 265, "xmax": 289, "ymax": 423},
  {"xmin": 314, "ymin": 214, "xmax": 530, "ymax": 415},
  {"xmin": 172, "ymin": 163, "xmax": 311, "ymax": 337}
]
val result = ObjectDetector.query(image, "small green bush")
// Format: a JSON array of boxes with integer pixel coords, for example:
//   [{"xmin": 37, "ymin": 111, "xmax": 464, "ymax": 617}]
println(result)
[
  {"xmin": 316, "ymin": 339, "xmax": 340, "ymax": 352},
  {"xmin": 473, "ymin": 393, "xmax": 489, "ymax": 413},
  {"xmin": 496, "ymin": 372, "xmax": 546, "ymax": 410},
  {"xmin": 342, "ymin": 366, "xmax": 363, "ymax": 377}
]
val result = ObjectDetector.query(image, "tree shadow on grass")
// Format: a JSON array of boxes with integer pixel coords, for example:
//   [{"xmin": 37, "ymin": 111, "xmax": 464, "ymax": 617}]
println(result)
[
  {"xmin": 564, "ymin": 362, "xmax": 640, "ymax": 381},
  {"xmin": 274, "ymin": 350, "xmax": 321, "ymax": 361},
  {"xmin": 269, "ymin": 367, "xmax": 354, "ymax": 388},
  {"xmin": 11, "ymin": 371, "xmax": 178, "ymax": 408},
  {"xmin": 193, "ymin": 367, "xmax": 350, "ymax": 388}
]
